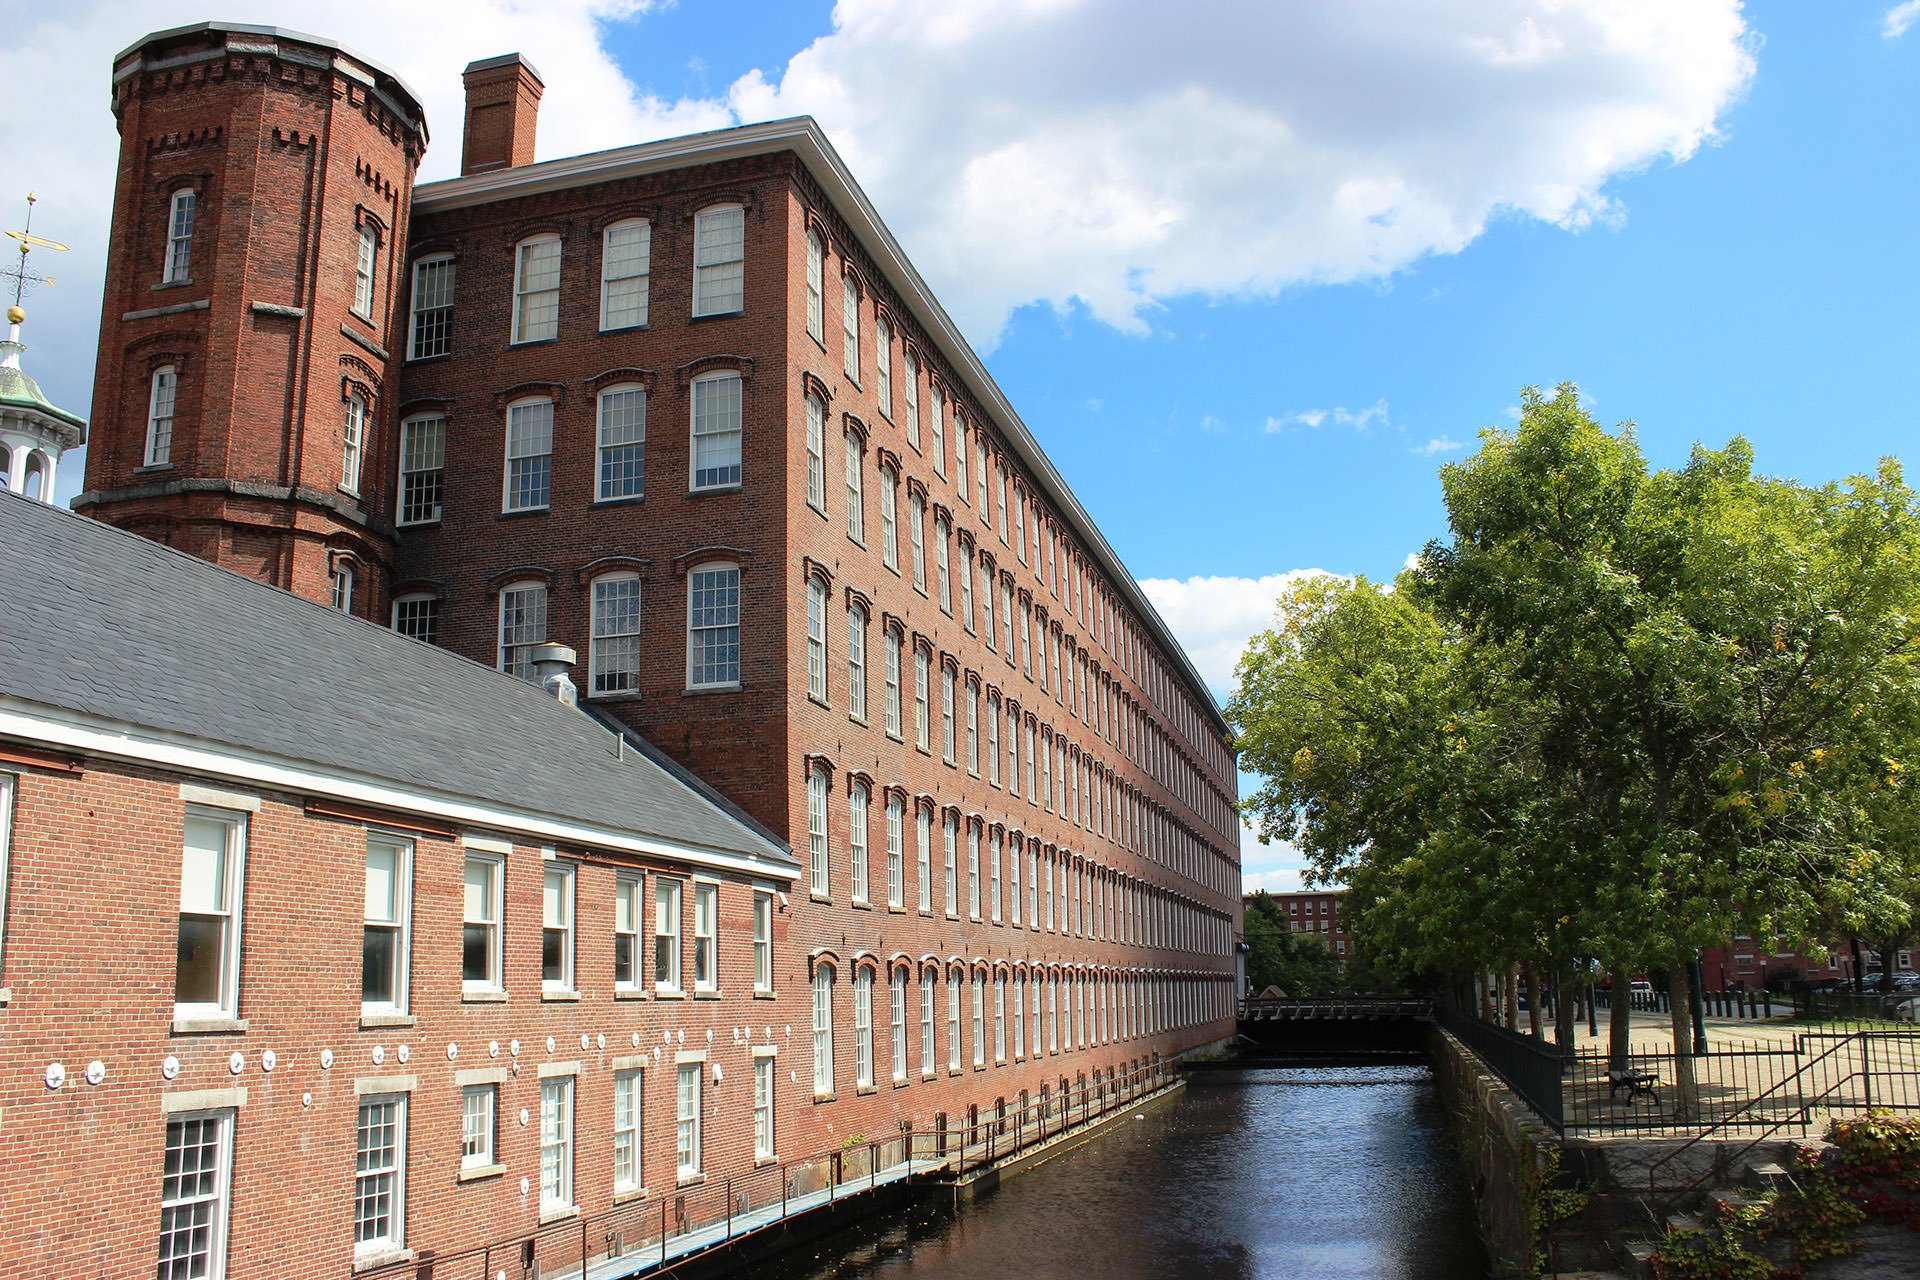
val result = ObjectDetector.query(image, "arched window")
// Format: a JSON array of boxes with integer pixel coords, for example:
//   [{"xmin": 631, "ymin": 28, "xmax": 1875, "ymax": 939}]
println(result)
[
  {"xmin": 163, "ymin": 188, "xmax": 196, "ymax": 283},
  {"xmin": 498, "ymin": 579, "xmax": 547, "ymax": 679},
  {"xmin": 600, "ymin": 218, "xmax": 651, "ymax": 330},
  {"xmin": 890, "ymin": 968, "xmax": 909, "ymax": 1082},
  {"xmin": 805, "ymin": 392, "xmax": 826, "ymax": 511},
  {"xmin": 145, "ymin": 365, "xmax": 178, "ymax": 466},
  {"xmin": 848, "ymin": 779, "xmax": 871, "ymax": 904},
  {"xmin": 854, "ymin": 965, "xmax": 874, "ymax": 1088},
  {"xmin": 341, "ymin": 392, "xmax": 367, "ymax": 495},
  {"xmin": 841, "ymin": 270, "xmax": 861, "ymax": 382},
  {"xmin": 512, "ymin": 234, "xmax": 561, "ymax": 343},
  {"xmin": 806, "ymin": 572, "xmax": 829, "ymax": 702},
  {"xmin": 391, "ymin": 592, "xmax": 440, "ymax": 645},
  {"xmin": 807, "ymin": 760, "xmax": 830, "ymax": 897},
  {"xmin": 596, "ymin": 383, "xmax": 646, "ymax": 501},
  {"xmin": 812, "ymin": 963, "xmax": 835, "ymax": 1095},
  {"xmin": 692, "ymin": 204, "xmax": 745, "ymax": 316},
  {"xmin": 885, "ymin": 791, "xmax": 904, "ymax": 909},
  {"xmin": 690, "ymin": 371, "xmax": 742, "ymax": 490},
  {"xmin": 846, "ymin": 600, "xmax": 868, "ymax": 722},
  {"xmin": 686, "ymin": 561, "xmax": 741, "ymax": 688},
  {"xmin": 804, "ymin": 228, "xmax": 825, "ymax": 342},
  {"xmin": 589, "ymin": 572, "xmax": 642, "ymax": 696}
]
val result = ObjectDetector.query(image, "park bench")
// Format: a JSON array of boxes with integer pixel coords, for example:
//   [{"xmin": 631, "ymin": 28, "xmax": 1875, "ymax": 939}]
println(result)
[{"xmin": 1608, "ymin": 1068, "xmax": 1660, "ymax": 1104}]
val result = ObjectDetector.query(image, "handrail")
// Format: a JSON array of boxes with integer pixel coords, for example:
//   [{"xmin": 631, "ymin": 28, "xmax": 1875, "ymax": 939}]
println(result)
[
  {"xmin": 357, "ymin": 1059, "xmax": 1178, "ymax": 1279},
  {"xmin": 1643, "ymin": 1029, "xmax": 1919, "ymax": 1201}
]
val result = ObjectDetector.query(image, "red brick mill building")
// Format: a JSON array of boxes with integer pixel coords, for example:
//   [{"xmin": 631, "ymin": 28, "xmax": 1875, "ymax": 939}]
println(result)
[{"xmin": 0, "ymin": 21, "xmax": 1243, "ymax": 1277}]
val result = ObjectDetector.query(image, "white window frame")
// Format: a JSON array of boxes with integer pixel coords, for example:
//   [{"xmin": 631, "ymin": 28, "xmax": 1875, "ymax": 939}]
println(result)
[
  {"xmin": 812, "ymin": 964, "xmax": 836, "ymax": 1095},
  {"xmin": 355, "ymin": 1094, "xmax": 407, "ymax": 1258},
  {"xmin": 914, "ymin": 648, "xmax": 931, "ymax": 752},
  {"xmin": 461, "ymin": 1083, "xmax": 496, "ymax": 1170},
  {"xmin": 805, "ymin": 393, "xmax": 826, "ymax": 512},
  {"xmin": 841, "ymin": 270, "xmax": 861, "ymax": 382},
  {"xmin": 615, "ymin": 871, "xmax": 644, "ymax": 991},
  {"xmin": 689, "ymin": 371, "xmax": 743, "ymax": 491},
  {"xmin": 916, "ymin": 805, "xmax": 933, "ymax": 913},
  {"xmin": 164, "ymin": 188, "xmax": 196, "ymax": 283},
  {"xmin": 175, "ymin": 807, "xmax": 247, "ymax": 1022},
  {"xmin": 158, "ymin": 1110, "xmax": 233, "ymax": 1280},
  {"xmin": 807, "ymin": 763, "xmax": 829, "ymax": 896},
  {"xmin": 903, "ymin": 350, "xmax": 921, "ymax": 448},
  {"xmin": 462, "ymin": 851, "xmax": 503, "ymax": 993},
  {"xmin": 854, "ymin": 966, "xmax": 875, "ymax": 1088},
  {"xmin": 909, "ymin": 495, "xmax": 927, "ymax": 591},
  {"xmin": 947, "ymin": 971, "xmax": 962, "ymax": 1071},
  {"xmin": 503, "ymin": 396, "xmax": 554, "ymax": 512},
  {"xmin": 686, "ymin": 562, "xmax": 742, "ymax": 689},
  {"xmin": 362, "ymin": 832, "xmax": 412, "ymax": 1017},
  {"xmin": 692, "ymin": 203, "xmax": 745, "ymax": 316},
  {"xmin": 845, "ymin": 428, "xmax": 865, "ymax": 543},
  {"xmin": 498, "ymin": 579, "xmax": 548, "ymax": 679},
  {"xmin": 875, "ymin": 314, "xmax": 893, "ymax": 418},
  {"xmin": 511, "ymin": 234, "xmax": 562, "ymax": 344},
  {"xmin": 890, "ymin": 969, "xmax": 908, "ymax": 1081},
  {"xmin": 885, "ymin": 792, "xmax": 904, "ymax": 909},
  {"xmin": 943, "ymin": 812, "xmax": 960, "ymax": 917},
  {"xmin": 654, "ymin": 877, "xmax": 683, "ymax": 993},
  {"xmin": 396, "ymin": 413, "xmax": 445, "ymax": 525},
  {"xmin": 880, "ymin": 463, "xmax": 899, "ymax": 570},
  {"xmin": 331, "ymin": 560, "xmax": 356, "ymax": 613},
  {"xmin": 342, "ymin": 392, "xmax": 367, "ymax": 495},
  {"xmin": 753, "ymin": 1052, "xmax": 776, "ymax": 1161},
  {"xmin": 353, "ymin": 222, "xmax": 379, "ymax": 319},
  {"xmin": 596, "ymin": 383, "xmax": 647, "ymax": 502},
  {"xmin": 407, "ymin": 254, "xmax": 455, "ymax": 360},
  {"xmin": 542, "ymin": 862, "xmax": 576, "ymax": 994},
  {"xmin": 539, "ymin": 1076, "xmax": 574, "ymax": 1210},
  {"xmin": 753, "ymin": 889, "xmax": 774, "ymax": 993},
  {"xmin": 920, "ymin": 969, "xmax": 937, "ymax": 1074},
  {"xmin": 693, "ymin": 880, "xmax": 718, "ymax": 992},
  {"xmin": 590, "ymin": 573, "xmax": 643, "ymax": 697},
  {"xmin": 930, "ymin": 383, "xmax": 947, "ymax": 476},
  {"xmin": 145, "ymin": 365, "xmax": 178, "ymax": 466},
  {"xmin": 883, "ymin": 627, "xmax": 903, "ymax": 738},
  {"xmin": 805, "ymin": 229, "xmax": 825, "ymax": 342},
  {"xmin": 849, "ymin": 779, "xmax": 872, "ymax": 904},
  {"xmin": 847, "ymin": 601, "xmax": 868, "ymax": 723},
  {"xmin": 806, "ymin": 574, "xmax": 828, "ymax": 703},
  {"xmin": 676, "ymin": 1060, "xmax": 704, "ymax": 1177},
  {"xmin": 600, "ymin": 218, "xmax": 651, "ymax": 330},
  {"xmin": 613, "ymin": 1067, "xmax": 643, "ymax": 1192}
]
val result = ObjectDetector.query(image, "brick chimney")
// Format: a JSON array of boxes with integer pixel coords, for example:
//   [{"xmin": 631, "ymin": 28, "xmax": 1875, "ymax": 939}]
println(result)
[{"xmin": 461, "ymin": 53, "xmax": 545, "ymax": 176}]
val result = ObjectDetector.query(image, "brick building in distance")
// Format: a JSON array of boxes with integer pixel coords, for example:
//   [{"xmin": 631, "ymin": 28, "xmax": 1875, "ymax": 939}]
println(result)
[
  {"xmin": 5, "ymin": 21, "xmax": 1243, "ymax": 1277},
  {"xmin": 1263, "ymin": 889, "xmax": 1354, "ymax": 960}
]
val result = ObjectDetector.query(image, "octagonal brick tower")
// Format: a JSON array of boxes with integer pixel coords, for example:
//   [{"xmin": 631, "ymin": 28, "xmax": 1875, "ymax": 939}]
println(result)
[{"xmin": 76, "ymin": 23, "xmax": 427, "ymax": 617}]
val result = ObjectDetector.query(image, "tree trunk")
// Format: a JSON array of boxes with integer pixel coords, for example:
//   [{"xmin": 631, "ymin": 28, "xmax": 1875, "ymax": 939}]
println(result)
[
  {"xmin": 1526, "ymin": 965, "xmax": 1544, "ymax": 1038},
  {"xmin": 1504, "ymin": 966, "xmax": 1520, "ymax": 1030},
  {"xmin": 1608, "ymin": 978, "xmax": 1632, "ymax": 1074},
  {"xmin": 1851, "ymin": 937, "xmax": 1866, "ymax": 993},
  {"xmin": 1555, "ymin": 968, "xmax": 1577, "ymax": 1056},
  {"xmin": 1667, "ymin": 961, "xmax": 1697, "ymax": 1122},
  {"xmin": 1480, "ymin": 971, "xmax": 1495, "ymax": 1021}
]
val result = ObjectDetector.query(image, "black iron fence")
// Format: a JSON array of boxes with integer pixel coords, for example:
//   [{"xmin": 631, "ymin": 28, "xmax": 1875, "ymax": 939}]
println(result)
[{"xmin": 1442, "ymin": 1010, "xmax": 1920, "ymax": 1140}]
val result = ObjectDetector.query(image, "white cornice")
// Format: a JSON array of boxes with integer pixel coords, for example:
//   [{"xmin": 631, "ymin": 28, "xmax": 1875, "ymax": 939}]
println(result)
[
  {"xmin": 413, "ymin": 118, "xmax": 1230, "ymax": 744},
  {"xmin": 0, "ymin": 696, "xmax": 799, "ymax": 882}
]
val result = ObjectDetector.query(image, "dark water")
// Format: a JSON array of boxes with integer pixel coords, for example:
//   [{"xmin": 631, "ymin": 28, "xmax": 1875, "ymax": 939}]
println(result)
[{"xmin": 768, "ymin": 1059, "xmax": 1491, "ymax": 1280}]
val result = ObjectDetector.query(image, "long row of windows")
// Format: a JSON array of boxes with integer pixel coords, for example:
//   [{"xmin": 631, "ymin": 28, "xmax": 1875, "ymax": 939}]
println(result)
[
  {"xmin": 161, "ymin": 1050, "xmax": 772, "ymax": 1277},
  {"xmin": 169, "ymin": 805, "xmax": 774, "ymax": 1028},
  {"xmin": 409, "ymin": 206, "xmax": 744, "ymax": 362},
  {"xmin": 799, "ymin": 225, "xmax": 1234, "ymax": 799},
  {"xmin": 800, "ymin": 764, "xmax": 1232, "ymax": 958},
  {"xmin": 801, "ymin": 584, "xmax": 1240, "ymax": 899},
  {"xmin": 807, "ymin": 960, "xmax": 1232, "ymax": 1096}
]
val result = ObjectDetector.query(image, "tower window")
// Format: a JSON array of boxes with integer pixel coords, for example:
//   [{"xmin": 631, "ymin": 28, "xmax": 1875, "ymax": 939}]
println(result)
[{"xmin": 164, "ymin": 189, "xmax": 196, "ymax": 283}]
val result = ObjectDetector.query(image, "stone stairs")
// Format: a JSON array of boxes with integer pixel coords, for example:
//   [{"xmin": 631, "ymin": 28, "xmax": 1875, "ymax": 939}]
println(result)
[{"xmin": 1609, "ymin": 1143, "xmax": 1827, "ymax": 1280}]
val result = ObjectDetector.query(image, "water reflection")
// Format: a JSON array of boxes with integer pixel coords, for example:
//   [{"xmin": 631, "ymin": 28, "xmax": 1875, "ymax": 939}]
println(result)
[{"xmin": 766, "ymin": 1059, "xmax": 1489, "ymax": 1280}]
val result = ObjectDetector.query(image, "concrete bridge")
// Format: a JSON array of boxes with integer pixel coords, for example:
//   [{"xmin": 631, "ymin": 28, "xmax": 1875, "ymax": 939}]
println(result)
[{"xmin": 1231, "ymin": 996, "xmax": 1435, "ymax": 1054}]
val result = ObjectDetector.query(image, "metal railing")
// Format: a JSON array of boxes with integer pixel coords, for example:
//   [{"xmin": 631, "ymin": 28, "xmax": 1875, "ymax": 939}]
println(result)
[
  {"xmin": 1436, "ymin": 1005, "xmax": 1565, "ymax": 1130},
  {"xmin": 1239, "ymin": 996, "xmax": 1434, "ymax": 1021},
  {"xmin": 358, "ymin": 1060, "xmax": 1178, "ymax": 1280}
]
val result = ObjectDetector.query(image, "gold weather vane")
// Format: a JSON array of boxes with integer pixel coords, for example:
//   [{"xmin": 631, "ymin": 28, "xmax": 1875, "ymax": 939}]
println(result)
[{"xmin": 3, "ymin": 193, "xmax": 70, "ymax": 315}]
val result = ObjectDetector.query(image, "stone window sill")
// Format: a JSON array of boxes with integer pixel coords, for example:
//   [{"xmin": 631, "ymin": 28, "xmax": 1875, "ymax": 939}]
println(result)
[
  {"xmin": 457, "ymin": 1162, "xmax": 506, "ymax": 1184},
  {"xmin": 173, "ymin": 1016, "xmax": 249, "ymax": 1035},
  {"xmin": 359, "ymin": 1012, "xmax": 415, "ymax": 1029}
]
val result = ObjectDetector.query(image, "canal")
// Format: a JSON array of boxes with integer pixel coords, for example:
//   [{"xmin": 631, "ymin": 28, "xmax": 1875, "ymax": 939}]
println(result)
[{"xmin": 763, "ymin": 1056, "xmax": 1491, "ymax": 1280}]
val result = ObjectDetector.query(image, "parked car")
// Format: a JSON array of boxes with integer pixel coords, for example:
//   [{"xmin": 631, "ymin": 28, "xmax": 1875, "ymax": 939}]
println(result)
[
  {"xmin": 1892, "ymin": 998, "xmax": 1920, "ymax": 1022},
  {"xmin": 1630, "ymin": 980, "xmax": 1655, "ymax": 999},
  {"xmin": 1892, "ymin": 972, "xmax": 1920, "ymax": 988}
]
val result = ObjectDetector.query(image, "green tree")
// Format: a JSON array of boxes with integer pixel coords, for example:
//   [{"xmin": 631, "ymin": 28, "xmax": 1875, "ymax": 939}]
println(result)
[{"xmin": 1243, "ymin": 892, "xmax": 1347, "ymax": 994}]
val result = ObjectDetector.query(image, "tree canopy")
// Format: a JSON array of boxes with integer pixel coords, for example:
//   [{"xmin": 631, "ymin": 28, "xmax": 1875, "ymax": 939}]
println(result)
[{"xmin": 1229, "ymin": 385, "xmax": 1920, "ymax": 1073}]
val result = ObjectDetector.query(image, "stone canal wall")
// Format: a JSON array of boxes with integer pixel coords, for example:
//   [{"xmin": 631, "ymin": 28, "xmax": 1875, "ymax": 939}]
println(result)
[{"xmin": 1428, "ymin": 1028, "xmax": 1564, "ymax": 1279}]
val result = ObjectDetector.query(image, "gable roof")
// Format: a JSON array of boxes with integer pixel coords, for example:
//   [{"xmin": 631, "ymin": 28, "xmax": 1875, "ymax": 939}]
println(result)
[{"xmin": 0, "ymin": 492, "xmax": 794, "ymax": 873}]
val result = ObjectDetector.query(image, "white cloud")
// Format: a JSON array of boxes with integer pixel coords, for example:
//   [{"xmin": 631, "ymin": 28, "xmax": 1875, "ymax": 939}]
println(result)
[
  {"xmin": 729, "ymin": 0, "xmax": 1754, "ymax": 342},
  {"xmin": 1265, "ymin": 399, "xmax": 1389, "ymax": 433},
  {"xmin": 1885, "ymin": 2, "xmax": 1920, "ymax": 39},
  {"xmin": 1416, "ymin": 435, "xmax": 1466, "ymax": 456},
  {"xmin": 1139, "ymin": 570, "xmax": 1332, "ymax": 698}
]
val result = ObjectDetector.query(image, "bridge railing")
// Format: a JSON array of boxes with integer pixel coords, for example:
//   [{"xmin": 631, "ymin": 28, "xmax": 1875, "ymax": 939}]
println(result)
[{"xmin": 1238, "ymin": 995, "xmax": 1434, "ymax": 1021}]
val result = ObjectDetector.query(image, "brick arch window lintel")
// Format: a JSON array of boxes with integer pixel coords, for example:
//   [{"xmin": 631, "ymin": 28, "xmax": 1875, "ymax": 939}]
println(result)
[
  {"xmin": 844, "ymin": 585, "xmax": 873, "ymax": 613},
  {"xmin": 677, "ymin": 353, "xmax": 754, "ymax": 389},
  {"xmin": 799, "ymin": 370, "xmax": 833, "ymax": 404},
  {"xmin": 586, "ymin": 366, "xmax": 657, "ymax": 393},
  {"xmin": 670, "ymin": 545, "xmax": 752, "ymax": 577},
  {"xmin": 495, "ymin": 380, "xmax": 565, "ymax": 410},
  {"xmin": 572, "ymin": 555, "xmax": 653, "ymax": 586},
  {"xmin": 485, "ymin": 563, "xmax": 557, "ymax": 592}
]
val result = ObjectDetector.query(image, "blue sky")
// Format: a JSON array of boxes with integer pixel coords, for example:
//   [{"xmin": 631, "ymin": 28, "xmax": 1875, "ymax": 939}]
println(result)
[{"xmin": 10, "ymin": 2, "xmax": 1919, "ymax": 889}]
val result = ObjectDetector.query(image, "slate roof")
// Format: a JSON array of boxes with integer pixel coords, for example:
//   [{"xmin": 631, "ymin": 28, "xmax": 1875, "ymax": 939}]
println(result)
[{"xmin": 0, "ymin": 491, "xmax": 793, "ymax": 869}]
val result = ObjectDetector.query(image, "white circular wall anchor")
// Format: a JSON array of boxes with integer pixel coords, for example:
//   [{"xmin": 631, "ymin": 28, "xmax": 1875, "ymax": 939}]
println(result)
[
  {"xmin": 489, "ymin": 1040, "xmax": 500, "ymax": 1058},
  {"xmin": 510, "ymin": 1039, "xmax": 521, "ymax": 1057},
  {"xmin": 518, "ymin": 1107, "xmax": 529, "ymax": 1127},
  {"xmin": 579, "ymin": 1034, "xmax": 589, "ymax": 1050},
  {"xmin": 397, "ymin": 1044, "xmax": 411, "ymax": 1064},
  {"xmin": 545, "ymin": 1036, "xmax": 555, "ymax": 1054},
  {"xmin": 302, "ymin": 1092, "xmax": 313, "ymax": 1107},
  {"xmin": 321, "ymin": 1048, "xmax": 335, "ymax": 1069},
  {"xmin": 446, "ymin": 1043, "xmax": 459, "ymax": 1061},
  {"xmin": 162, "ymin": 1055, "xmax": 181, "ymax": 1081},
  {"xmin": 228, "ymin": 1052, "xmax": 244, "ymax": 1075},
  {"xmin": 261, "ymin": 1049, "xmax": 277, "ymax": 1073},
  {"xmin": 371, "ymin": 1045, "xmax": 385, "ymax": 1065},
  {"xmin": 85, "ymin": 1060, "xmax": 106, "ymax": 1086},
  {"xmin": 631, "ymin": 1031, "xmax": 641, "ymax": 1048},
  {"xmin": 597, "ymin": 1033, "xmax": 606, "ymax": 1049}
]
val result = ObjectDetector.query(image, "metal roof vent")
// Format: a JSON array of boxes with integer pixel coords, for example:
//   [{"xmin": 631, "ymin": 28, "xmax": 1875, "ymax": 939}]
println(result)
[{"xmin": 529, "ymin": 642, "xmax": 578, "ymax": 707}]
